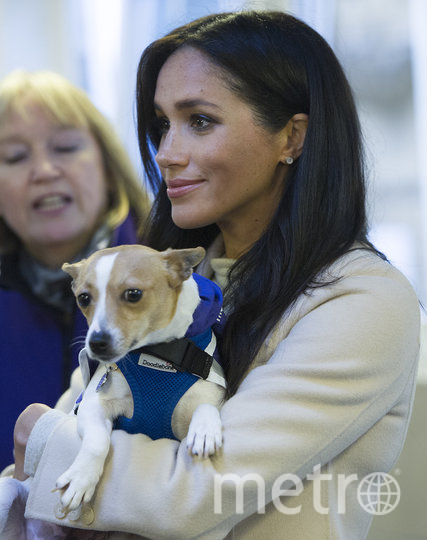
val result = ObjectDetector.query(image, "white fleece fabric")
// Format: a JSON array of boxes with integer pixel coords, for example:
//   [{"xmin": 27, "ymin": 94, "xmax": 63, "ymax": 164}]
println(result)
[{"xmin": 23, "ymin": 245, "xmax": 420, "ymax": 540}]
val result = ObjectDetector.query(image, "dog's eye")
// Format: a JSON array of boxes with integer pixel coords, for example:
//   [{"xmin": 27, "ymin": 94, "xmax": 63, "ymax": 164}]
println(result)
[
  {"xmin": 123, "ymin": 289, "xmax": 143, "ymax": 303},
  {"xmin": 77, "ymin": 293, "xmax": 91, "ymax": 308}
]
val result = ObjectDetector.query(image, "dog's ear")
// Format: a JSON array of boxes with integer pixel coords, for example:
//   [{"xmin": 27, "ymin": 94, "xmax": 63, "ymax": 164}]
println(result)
[
  {"xmin": 62, "ymin": 261, "xmax": 82, "ymax": 281},
  {"xmin": 162, "ymin": 247, "xmax": 206, "ymax": 288}
]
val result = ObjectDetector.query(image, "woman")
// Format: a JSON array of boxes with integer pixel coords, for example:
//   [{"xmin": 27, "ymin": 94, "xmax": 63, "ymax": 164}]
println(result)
[
  {"xmin": 0, "ymin": 70, "xmax": 150, "ymax": 470},
  {"xmin": 11, "ymin": 12, "xmax": 420, "ymax": 539}
]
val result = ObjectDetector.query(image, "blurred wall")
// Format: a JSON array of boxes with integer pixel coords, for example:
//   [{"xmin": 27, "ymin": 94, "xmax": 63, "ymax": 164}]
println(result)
[{"xmin": 1, "ymin": 0, "xmax": 423, "ymax": 301}]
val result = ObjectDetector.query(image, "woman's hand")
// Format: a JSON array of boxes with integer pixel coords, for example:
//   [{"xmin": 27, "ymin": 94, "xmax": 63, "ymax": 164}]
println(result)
[{"xmin": 13, "ymin": 403, "xmax": 51, "ymax": 480}]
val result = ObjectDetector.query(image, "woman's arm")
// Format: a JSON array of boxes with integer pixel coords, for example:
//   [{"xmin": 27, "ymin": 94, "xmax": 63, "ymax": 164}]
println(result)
[
  {"xmin": 13, "ymin": 366, "xmax": 84, "ymax": 480},
  {"xmin": 24, "ymin": 254, "xmax": 420, "ymax": 539}
]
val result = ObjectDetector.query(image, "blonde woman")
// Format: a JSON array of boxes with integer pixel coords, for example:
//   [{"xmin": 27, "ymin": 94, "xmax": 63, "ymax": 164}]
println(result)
[{"xmin": 0, "ymin": 70, "xmax": 150, "ymax": 470}]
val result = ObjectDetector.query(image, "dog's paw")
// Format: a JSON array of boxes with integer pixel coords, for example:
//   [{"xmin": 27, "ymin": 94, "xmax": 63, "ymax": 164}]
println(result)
[
  {"xmin": 186, "ymin": 403, "xmax": 222, "ymax": 458},
  {"xmin": 55, "ymin": 464, "xmax": 101, "ymax": 510}
]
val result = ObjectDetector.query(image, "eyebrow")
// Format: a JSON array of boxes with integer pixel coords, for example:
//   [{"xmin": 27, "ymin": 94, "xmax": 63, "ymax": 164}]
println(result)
[
  {"xmin": 0, "ymin": 126, "xmax": 83, "ymax": 143},
  {"xmin": 0, "ymin": 136, "xmax": 25, "ymax": 145},
  {"xmin": 154, "ymin": 98, "xmax": 222, "ymax": 112}
]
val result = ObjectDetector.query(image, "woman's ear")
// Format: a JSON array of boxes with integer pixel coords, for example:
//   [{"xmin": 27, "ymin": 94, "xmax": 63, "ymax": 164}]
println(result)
[{"xmin": 279, "ymin": 113, "xmax": 309, "ymax": 163}]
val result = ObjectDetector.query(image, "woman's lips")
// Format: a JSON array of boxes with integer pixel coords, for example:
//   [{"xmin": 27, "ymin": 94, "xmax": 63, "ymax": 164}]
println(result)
[{"xmin": 166, "ymin": 178, "xmax": 204, "ymax": 199}]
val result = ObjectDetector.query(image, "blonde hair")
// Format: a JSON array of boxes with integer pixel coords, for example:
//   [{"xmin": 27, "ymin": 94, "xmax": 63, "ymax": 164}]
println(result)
[{"xmin": 0, "ymin": 70, "xmax": 150, "ymax": 252}]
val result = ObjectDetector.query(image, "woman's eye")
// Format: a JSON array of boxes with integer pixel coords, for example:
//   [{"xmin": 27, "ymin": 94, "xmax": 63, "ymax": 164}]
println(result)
[
  {"xmin": 0, "ymin": 145, "xmax": 27, "ymax": 164},
  {"xmin": 77, "ymin": 293, "xmax": 91, "ymax": 308},
  {"xmin": 190, "ymin": 115, "xmax": 214, "ymax": 131},
  {"xmin": 3, "ymin": 152, "xmax": 26, "ymax": 164},
  {"xmin": 54, "ymin": 144, "xmax": 79, "ymax": 153},
  {"xmin": 123, "ymin": 289, "xmax": 143, "ymax": 303},
  {"xmin": 52, "ymin": 130, "xmax": 84, "ymax": 153},
  {"xmin": 156, "ymin": 117, "xmax": 170, "ymax": 135}
]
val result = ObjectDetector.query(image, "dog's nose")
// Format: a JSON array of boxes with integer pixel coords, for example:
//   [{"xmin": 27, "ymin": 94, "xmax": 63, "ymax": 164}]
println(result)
[{"xmin": 88, "ymin": 331, "xmax": 111, "ymax": 356}]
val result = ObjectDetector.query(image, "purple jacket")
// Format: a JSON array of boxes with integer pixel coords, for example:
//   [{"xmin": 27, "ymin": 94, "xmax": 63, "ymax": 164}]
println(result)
[{"xmin": 0, "ymin": 215, "xmax": 138, "ymax": 470}]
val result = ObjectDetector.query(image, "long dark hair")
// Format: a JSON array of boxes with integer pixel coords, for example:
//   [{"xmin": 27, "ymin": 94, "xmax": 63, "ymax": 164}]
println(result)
[{"xmin": 136, "ymin": 11, "xmax": 383, "ymax": 397}]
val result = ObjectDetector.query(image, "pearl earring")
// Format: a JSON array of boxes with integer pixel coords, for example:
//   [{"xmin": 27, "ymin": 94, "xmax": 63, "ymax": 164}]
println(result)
[{"xmin": 285, "ymin": 156, "xmax": 294, "ymax": 165}]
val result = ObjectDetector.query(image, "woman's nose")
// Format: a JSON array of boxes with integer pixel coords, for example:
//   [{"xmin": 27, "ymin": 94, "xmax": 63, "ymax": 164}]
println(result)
[
  {"xmin": 30, "ymin": 152, "xmax": 60, "ymax": 182},
  {"xmin": 155, "ymin": 130, "xmax": 189, "ymax": 169}
]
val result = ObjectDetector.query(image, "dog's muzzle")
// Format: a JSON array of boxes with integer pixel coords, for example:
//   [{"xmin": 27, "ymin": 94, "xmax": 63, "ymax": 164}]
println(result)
[{"xmin": 87, "ymin": 331, "xmax": 117, "ymax": 361}]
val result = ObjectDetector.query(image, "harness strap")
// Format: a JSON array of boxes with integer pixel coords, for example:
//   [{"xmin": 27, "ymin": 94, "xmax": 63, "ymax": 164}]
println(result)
[{"xmin": 137, "ymin": 337, "xmax": 213, "ymax": 380}]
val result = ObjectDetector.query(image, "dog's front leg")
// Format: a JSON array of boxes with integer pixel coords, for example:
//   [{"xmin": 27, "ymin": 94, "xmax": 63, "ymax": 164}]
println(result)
[
  {"xmin": 55, "ymin": 367, "xmax": 122, "ymax": 511},
  {"xmin": 186, "ymin": 403, "xmax": 223, "ymax": 458}
]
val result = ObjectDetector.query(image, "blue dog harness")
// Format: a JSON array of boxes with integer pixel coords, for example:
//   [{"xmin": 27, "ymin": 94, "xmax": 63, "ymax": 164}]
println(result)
[{"xmin": 77, "ymin": 274, "xmax": 226, "ymax": 441}]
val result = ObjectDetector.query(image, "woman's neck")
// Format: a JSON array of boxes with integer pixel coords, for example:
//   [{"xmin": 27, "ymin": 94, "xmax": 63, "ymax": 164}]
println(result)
[
  {"xmin": 220, "ymin": 219, "xmax": 267, "ymax": 259},
  {"xmin": 24, "ymin": 241, "xmax": 90, "ymax": 269},
  {"xmin": 23, "ymin": 225, "xmax": 111, "ymax": 269}
]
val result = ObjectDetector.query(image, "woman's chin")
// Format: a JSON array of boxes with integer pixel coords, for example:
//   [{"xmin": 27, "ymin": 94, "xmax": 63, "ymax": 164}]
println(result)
[{"xmin": 171, "ymin": 214, "xmax": 205, "ymax": 230}]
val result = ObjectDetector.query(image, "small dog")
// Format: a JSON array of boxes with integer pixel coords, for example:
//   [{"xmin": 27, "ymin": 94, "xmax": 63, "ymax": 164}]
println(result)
[
  {"xmin": 0, "ymin": 244, "xmax": 226, "ymax": 535},
  {"xmin": 54, "ymin": 244, "xmax": 226, "ymax": 512}
]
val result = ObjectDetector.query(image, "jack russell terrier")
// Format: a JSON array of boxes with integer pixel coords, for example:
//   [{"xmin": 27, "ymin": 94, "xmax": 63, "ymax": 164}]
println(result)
[
  {"xmin": 0, "ymin": 244, "xmax": 226, "ymax": 532},
  {"xmin": 56, "ymin": 244, "xmax": 227, "ymax": 511}
]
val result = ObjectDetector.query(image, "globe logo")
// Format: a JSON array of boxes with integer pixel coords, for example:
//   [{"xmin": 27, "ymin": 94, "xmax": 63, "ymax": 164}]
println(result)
[{"xmin": 357, "ymin": 472, "xmax": 401, "ymax": 515}]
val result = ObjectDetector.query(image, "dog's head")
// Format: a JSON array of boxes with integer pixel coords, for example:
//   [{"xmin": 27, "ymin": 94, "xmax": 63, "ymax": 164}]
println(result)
[{"xmin": 62, "ymin": 244, "xmax": 205, "ymax": 363}]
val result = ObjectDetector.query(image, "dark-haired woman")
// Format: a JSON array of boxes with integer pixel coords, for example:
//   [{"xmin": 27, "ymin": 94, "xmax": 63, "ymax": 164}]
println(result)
[{"xmin": 13, "ymin": 11, "xmax": 419, "ymax": 539}]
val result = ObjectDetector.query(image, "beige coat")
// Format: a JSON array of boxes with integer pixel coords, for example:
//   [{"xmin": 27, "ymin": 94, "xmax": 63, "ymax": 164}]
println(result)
[{"xmin": 24, "ymin": 246, "xmax": 420, "ymax": 539}]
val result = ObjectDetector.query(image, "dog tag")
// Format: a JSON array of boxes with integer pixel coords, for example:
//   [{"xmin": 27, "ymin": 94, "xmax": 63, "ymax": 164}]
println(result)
[
  {"xmin": 54, "ymin": 502, "xmax": 68, "ymax": 520},
  {"xmin": 80, "ymin": 504, "xmax": 95, "ymax": 525},
  {"xmin": 67, "ymin": 506, "xmax": 82, "ymax": 521},
  {"xmin": 96, "ymin": 371, "xmax": 109, "ymax": 391},
  {"xmin": 67, "ymin": 503, "xmax": 95, "ymax": 525},
  {"xmin": 96, "ymin": 364, "xmax": 118, "ymax": 392}
]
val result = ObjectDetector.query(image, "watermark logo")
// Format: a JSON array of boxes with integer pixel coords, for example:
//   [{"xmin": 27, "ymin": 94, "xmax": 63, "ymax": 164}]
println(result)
[
  {"xmin": 357, "ymin": 472, "xmax": 401, "ymax": 515},
  {"xmin": 214, "ymin": 466, "xmax": 401, "ymax": 516}
]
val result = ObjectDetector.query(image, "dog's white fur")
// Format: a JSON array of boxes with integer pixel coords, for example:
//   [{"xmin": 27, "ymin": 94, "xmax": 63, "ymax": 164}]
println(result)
[{"xmin": 53, "ymin": 244, "xmax": 225, "ymax": 511}]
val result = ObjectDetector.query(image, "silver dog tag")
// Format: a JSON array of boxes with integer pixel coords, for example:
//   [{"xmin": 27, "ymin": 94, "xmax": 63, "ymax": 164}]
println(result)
[{"xmin": 96, "ymin": 364, "xmax": 118, "ymax": 392}]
